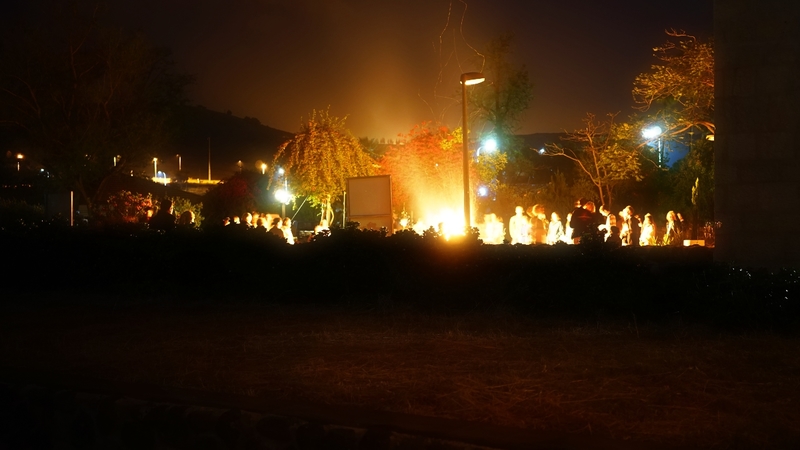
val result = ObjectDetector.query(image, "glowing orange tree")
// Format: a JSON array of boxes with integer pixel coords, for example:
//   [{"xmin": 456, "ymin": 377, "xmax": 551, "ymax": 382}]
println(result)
[
  {"xmin": 377, "ymin": 122, "xmax": 470, "ymax": 219},
  {"xmin": 273, "ymin": 108, "xmax": 374, "ymax": 225}
]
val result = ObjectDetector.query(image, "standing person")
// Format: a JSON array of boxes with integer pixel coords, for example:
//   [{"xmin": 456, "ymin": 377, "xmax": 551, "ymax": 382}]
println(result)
[
  {"xmin": 177, "ymin": 210, "xmax": 195, "ymax": 228},
  {"xmin": 150, "ymin": 200, "xmax": 176, "ymax": 231},
  {"xmin": 282, "ymin": 217, "xmax": 296, "ymax": 245},
  {"xmin": 547, "ymin": 212, "xmax": 564, "ymax": 245},
  {"xmin": 509, "ymin": 206, "xmax": 531, "ymax": 245},
  {"xmin": 269, "ymin": 217, "xmax": 285, "ymax": 240},
  {"xmin": 640, "ymin": 213, "xmax": 657, "ymax": 246},
  {"xmin": 568, "ymin": 198, "xmax": 597, "ymax": 244},
  {"xmin": 663, "ymin": 211, "xmax": 682, "ymax": 246},
  {"xmin": 563, "ymin": 212, "xmax": 573, "ymax": 244},
  {"xmin": 529, "ymin": 204, "xmax": 549, "ymax": 244},
  {"xmin": 620, "ymin": 206, "xmax": 640, "ymax": 246},
  {"xmin": 598, "ymin": 205, "xmax": 617, "ymax": 241},
  {"xmin": 482, "ymin": 213, "xmax": 505, "ymax": 245}
]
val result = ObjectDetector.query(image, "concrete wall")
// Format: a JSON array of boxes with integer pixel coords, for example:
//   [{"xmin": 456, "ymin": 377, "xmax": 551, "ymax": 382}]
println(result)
[{"xmin": 715, "ymin": 0, "xmax": 800, "ymax": 268}]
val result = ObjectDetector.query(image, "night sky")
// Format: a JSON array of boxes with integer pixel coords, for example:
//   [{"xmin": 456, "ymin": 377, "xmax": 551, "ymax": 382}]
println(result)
[{"xmin": 30, "ymin": 0, "xmax": 715, "ymax": 139}]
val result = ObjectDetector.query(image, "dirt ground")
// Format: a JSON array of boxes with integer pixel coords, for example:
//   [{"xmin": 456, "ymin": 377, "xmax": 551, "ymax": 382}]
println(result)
[{"xmin": 1, "ymin": 299, "xmax": 798, "ymax": 449}]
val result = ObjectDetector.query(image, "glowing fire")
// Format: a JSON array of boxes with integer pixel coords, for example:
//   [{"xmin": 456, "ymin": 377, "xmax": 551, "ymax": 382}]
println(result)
[{"xmin": 408, "ymin": 208, "xmax": 465, "ymax": 240}]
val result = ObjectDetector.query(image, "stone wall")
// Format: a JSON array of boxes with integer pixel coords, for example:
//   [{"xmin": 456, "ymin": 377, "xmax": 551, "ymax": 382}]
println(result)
[{"xmin": 715, "ymin": 0, "xmax": 800, "ymax": 268}]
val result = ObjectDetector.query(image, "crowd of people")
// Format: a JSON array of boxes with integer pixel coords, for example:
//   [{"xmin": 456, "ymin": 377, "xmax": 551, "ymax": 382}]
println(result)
[
  {"xmin": 220, "ymin": 211, "xmax": 296, "ymax": 244},
  {"xmin": 146, "ymin": 198, "xmax": 689, "ymax": 248},
  {"xmin": 146, "ymin": 200, "xmax": 296, "ymax": 244},
  {"xmin": 481, "ymin": 198, "xmax": 689, "ymax": 247}
]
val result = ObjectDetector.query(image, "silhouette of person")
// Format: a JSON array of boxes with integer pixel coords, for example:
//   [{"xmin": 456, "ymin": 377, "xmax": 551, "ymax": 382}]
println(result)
[{"xmin": 150, "ymin": 200, "xmax": 176, "ymax": 231}]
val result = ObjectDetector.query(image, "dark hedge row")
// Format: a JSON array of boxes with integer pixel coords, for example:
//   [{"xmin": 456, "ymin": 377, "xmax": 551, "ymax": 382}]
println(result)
[{"xmin": 2, "ymin": 224, "xmax": 798, "ymax": 331}]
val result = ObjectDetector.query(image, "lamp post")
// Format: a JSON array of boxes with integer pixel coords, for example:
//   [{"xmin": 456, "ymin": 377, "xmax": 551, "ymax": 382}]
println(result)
[
  {"xmin": 176, "ymin": 154, "xmax": 181, "ymax": 172},
  {"xmin": 16, "ymin": 153, "xmax": 23, "ymax": 172},
  {"xmin": 642, "ymin": 125, "xmax": 664, "ymax": 168},
  {"xmin": 460, "ymin": 72, "xmax": 485, "ymax": 230},
  {"xmin": 153, "ymin": 157, "xmax": 158, "ymax": 178},
  {"xmin": 261, "ymin": 163, "xmax": 267, "ymax": 175}
]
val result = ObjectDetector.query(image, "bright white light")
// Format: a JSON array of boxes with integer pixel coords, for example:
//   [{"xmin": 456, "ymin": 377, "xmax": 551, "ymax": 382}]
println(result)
[
  {"xmin": 538, "ymin": 148, "xmax": 545, "ymax": 155},
  {"xmin": 642, "ymin": 126, "xmax": 663, "ymax": 140},
  {"xmin": 275, "ymin": 188, "xmax": 290, "ymax": 204},
  {"xmin": 278, "ymin": 167, "xmax": 285, "ymax": 175},
  {"xmin": 482, "ymin": 138, "xmax": 497, "ymax": 153},
  {"xmin": 478, "ymin": 186, "xmax": 489, "ymax": 197}
]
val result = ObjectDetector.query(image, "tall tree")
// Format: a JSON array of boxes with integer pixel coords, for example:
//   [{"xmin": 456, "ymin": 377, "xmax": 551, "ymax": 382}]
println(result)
[
  {"xmin": 0, "ymin": 1, "xmax": 191, "ymax": 210},
  {"xmin": 273, "ymin": 108, "xmax": 374, "ymax": 225},
  {"xmin": 469, "ymin": 33, "xmax": 534, "ymax": 157},
  {"xmin": 632, "ymin": 30, "xmax": 714, "ymax": 137},
  {"xmin": 545, "ymin": 113, "xmax": 642, "ymax": 207}
]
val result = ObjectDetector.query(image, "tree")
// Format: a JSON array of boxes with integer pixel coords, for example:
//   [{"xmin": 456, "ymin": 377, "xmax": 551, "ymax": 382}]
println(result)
[
  {"xmin": 377, "ymin": 122, "xmax": 506, "ymax": 224},
  {"xmin": 632, "ymin": 30, "xmax": 714, "ymax": 137},
  {"xmin": 273, "ymin": 108, "xmax": 374, "ymax": 225},
  {"xmin": 0, "ymin": 1, "xmax": 191, "ymax": 211},
  {"xmin": 545, "ymin": 113, "xmax": 643, "ymax": 207},
  {"xmin": 378, "ymin": 122, "xmax": 462, "ymax": 217},
  {"xmin": 470, "ymin": 33, "xmax": 534, "ymax": 158}
]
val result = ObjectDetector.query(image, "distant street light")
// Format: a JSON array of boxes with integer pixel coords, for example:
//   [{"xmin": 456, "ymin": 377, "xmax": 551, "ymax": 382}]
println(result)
[
  {"xmin": 642, "ymin": 125, "xmax": 664, "ymax": 168},
  {"xmin": 261, "ymin": 163, "xmax": 267, "ymax": 175},
  {"xmin": 461, "ymin": 72, "xmax": 485, "ymax": 229},
  {"xmin": 153, "ymin": 157, "xmax": 158, "ymax": 178},
  {"xmin": 176, "ymin": 154, "xmax": 182, "ymax": 172},
  {"xmin": 16, "ymin": 153, "xmax": 23, "ymax": 172}
]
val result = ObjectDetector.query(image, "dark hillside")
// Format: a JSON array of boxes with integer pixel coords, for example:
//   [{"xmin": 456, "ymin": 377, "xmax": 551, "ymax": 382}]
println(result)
[{"xmin": 162, "ymin": 106, "xmax": 294, "ymax": 180}]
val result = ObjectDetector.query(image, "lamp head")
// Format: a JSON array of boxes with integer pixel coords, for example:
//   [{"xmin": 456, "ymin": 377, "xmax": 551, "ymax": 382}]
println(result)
[
  {"xmin": 641, "ymin": 126, "xmax": 663, "ymax": 140},
  {"xmin": 460, "ymin": 72, "xmax": 486, "ymax": 86}
]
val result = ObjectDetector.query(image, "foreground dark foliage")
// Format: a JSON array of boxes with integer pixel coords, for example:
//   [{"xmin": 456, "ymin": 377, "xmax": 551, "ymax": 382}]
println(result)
[{"xmin": 2, "ymin": 225, "xmax": 798, "ymax": 331}]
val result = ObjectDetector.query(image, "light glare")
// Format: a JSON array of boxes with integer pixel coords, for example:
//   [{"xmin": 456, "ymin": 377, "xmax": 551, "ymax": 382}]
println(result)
[{"xmin": 642, "ymin": 126, "xmax": 663, "ymax": 140}]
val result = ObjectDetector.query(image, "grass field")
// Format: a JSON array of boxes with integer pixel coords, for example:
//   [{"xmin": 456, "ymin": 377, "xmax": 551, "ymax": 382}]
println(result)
[{"xmin": 1, "ymin": 298, "xmax": 798, "ymax": 449}]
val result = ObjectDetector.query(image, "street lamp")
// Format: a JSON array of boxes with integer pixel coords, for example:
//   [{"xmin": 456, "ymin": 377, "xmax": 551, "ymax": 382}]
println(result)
[
  {"xmin": 478, "ymin": 137, "xmax": 497, "ymax": 156},
  {"xmin": 461, "ymin": 71, "xmax": 485, "ymax": 230},
  {"xmin": 261, "ymin": 163, "xmax": 267, "ymax": 175},
  {"xmin": 642, "ymin": 125, "xmax": 664, "ymax": 168},
  {"xmin": 153, "ymin": 157, "xmax": 158, "ymax": 178},
  {"xmin": 275, "ymin": 167, "xmax": 289, "ymax": 217},
  {"xmin": 176, "ymin": 154, "xmax": 181, "ymax": 172},
  {"xmin": 16, "ymin": 153, "xmax": 23, "ymax": 172}
]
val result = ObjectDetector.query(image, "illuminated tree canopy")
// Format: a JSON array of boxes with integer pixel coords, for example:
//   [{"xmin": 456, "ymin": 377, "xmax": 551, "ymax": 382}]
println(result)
[
  {"xmin": 633, "ymin": 30, "xmax": 714, "ymax": 136},
  {"xmin": 274, "ymin": 108, "xmax": 374, "ymax": 210},
  {"xmin": 377, "ymin": 122, "xmax": 506, "ymax": 218},
  {"xmin": 545, "ymin": 113, "xmax": 642, "ymax": 207},
  {"xmin": 378, "ymin": 122, "xmax": 462, "ymax": 214}
]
